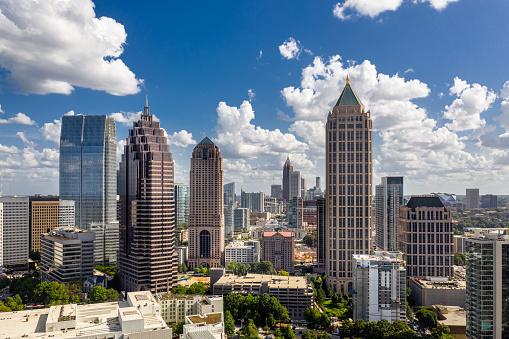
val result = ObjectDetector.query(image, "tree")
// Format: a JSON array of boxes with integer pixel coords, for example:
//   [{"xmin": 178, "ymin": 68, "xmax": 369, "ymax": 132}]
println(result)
[
  {"xmin": 90, "ymin": 286, "xmax": 108, "ymax": 303},
  {"xmin": 274, "ymin": 329, "xmax": 283, "ymax": 338},
  {"xmin": 267, "ymin": 313, "xmax": 276, "ymax": 326},
  {"xmin": 170, "ymin": 321, "xmax": 185, "ymax": 337},
  {"xmin": 106, "ymin": 288, "xmax": 119, "ymax": 301},
  {"xmin": 5, "ymin": 294, "xmax": 24, "ymax": 311},
  {"xmin": 301, "ymin": 330, "xmax": 317, "ymax": 339},
  {"xmin": 316, "ymin": 334, "xmax": 330, "ymax": 339},
  {"xmin": 35, "ymin": 281, "xmax": 69, "ymax": 306},
  {"xmin": 416, "ymin": 308, "xmax": 438, "ymax": 330},
  {"xmin": 194, "ymin": 267, "xmax": 202, "ymax": 274},
  {"xmin": 29, "ymin": 250, "xmax": 41, "ymax": 261},
  {"xmin": 283, "ymin": 325, "xmax": 295, "ymax": 339},
  {"xmin": 406, "ymin": 303, "xmax": 414, "ymax": 322},
  {"xmin": 225, "ymin": 310, "xmax": 235, "ymax": 338},
  {"xmin": 243, "ymin": 319, "xmax": 259, "ymax": 339},
  {"xmin": 278, "ymin": 270, "xmax": 289, "ymax": 276},
  {"xmin": 187, "ymin": 282, "xmax": 206, "ymax": 295},
  {"xmin": 453, "ymin": 253, "xmax": 466, "ymax": 266}
]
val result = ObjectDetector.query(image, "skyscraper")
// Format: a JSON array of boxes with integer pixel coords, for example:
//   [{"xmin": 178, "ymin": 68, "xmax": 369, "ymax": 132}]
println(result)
[
  {"xmin": 224, "ymin": 182, "xmax": 235, "ymax": 207},
  {"xmin": 465, "ymin": 188, "xmax": 479, "ymax": 209},
  {"xmin": 326, "ymin": 77, "xmax": 372, "ymax": 294},
  {"xmin": 174, "ymin": 183, "xmax": 190, "ymax": 226},
  {"xmin": 375, "ymin": 177, "xmax": 404, "ymax": 251},
  {"xmin": 188, "ymin": 137, "xmax": 225, "ymax": 269},
  {"xmin": 118, "ymin": 102, "xmax": 176, "ymax": 294},
  {"xmin": 466, "ymin": 233, "xmax": 509, "ymax": 338},
  {"xmin": 289, "ymin": 171, "xmax": 301, "ymax": 200},
  {"xmin": 282, "ymin": 157, "xmax": 293, "ymax": 202},
  {"xmin": 0, "ymin": 196, "xmax": 29, "ymax": 269},
  {"xmin": 59, "ymin": 115, "xmax": 118, "ymax": 265},
  {"xmin": 270, "ymin": 184, "xmax": 282, "ymax": 199},
  {"xmin": 241, "ymin": 191, "xmax": 265, "ymax": 212},
  {"xmin": 316, "ymin": 197, "xmax": 326, "ymax": 270}
]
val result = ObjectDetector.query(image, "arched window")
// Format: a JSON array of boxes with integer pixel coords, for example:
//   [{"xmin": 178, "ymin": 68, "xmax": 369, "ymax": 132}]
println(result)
[{"xmin": 200, "ymin": 230, "xmax": 211, "ymax": 258}]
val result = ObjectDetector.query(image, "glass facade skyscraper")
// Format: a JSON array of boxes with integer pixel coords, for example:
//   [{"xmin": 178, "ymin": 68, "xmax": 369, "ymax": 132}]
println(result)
[
  {"xmin": 375, "ymin": 176, "xmax": 404, "ymax": 251},
  {"xmin": 59, "ymin": 115, "xmax": 118, "ymax": 265},
  {"xmin": 174, "ymin": 183, "xmax": 190, "ymax": 226}
]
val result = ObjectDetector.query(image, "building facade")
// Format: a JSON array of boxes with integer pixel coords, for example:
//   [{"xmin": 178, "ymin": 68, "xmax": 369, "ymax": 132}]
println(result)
[
  {"xmin": 157, "ymin": 294, "xmax": 223, "ymax": 324},
  {"xmin": 287, "ymin": 196, "xmax": 303, "ymax": 227},
  {"xmin": 0, "ymin": 203, "xmax": 2, "ymax": 273},
  {"xmin": 233, "ymin": 208, "xmax": 249, "ymax": 231},
  {"xmin": 271, "ymin": 184, "xmax": 282, "ymax": 199},
  {"xmin": 175, "ymin": 183, "xmax": 190, "ymax": 226},
  {"xmin": 282, "ymin": 157, "xmax": 293, "ymax": 202},
  {"xmin": 326, "ymin": 77, "xmax": 373, "ymax": 294},
  {"xmin": 225, "ymin": 240, "xmax": 260, "ymax": 266},
  {"xmin": 264, "ymin": 196, "xmax": 282, "ymax": 215},
  {"xmin": 465, "ymin": 188, "xmax": 479, "ymax": 209},
  {"xmin": 118, "ymin": 102, "xmax": 177, "ymax": 294},
  {"xmin": 375, "ymin": 177, "xmax": 404, "ymax": 252},
  {"xmin": 289, "ymin": 171, "xmax": 301, "ymax": 201},
  {"xmin": 59, "ymin": 114, "xmax": 118, "ymax": 265},
  {"xmin": 224, "ymin": 182, "xmax": 235, "ymax": 207},
  {"xmin": 352, "ymin": 252, "xmax": 406, "ymax": 323},
  {"xmin": 398, "ymin": 196, "xmax": 454, "ymax": 278},
  {"xmin": 466, "ymin": 234, "xmax": 509, "ymax": 339},
  {"xmin": 317, "ymin": 198, "xmax": 326, "ymax": 270},
  {"xmin": 241, "ymin": 191, "xmax": 265, "ymax": 213},
  {"xmin": 480, "ymin": 194, "xmax": 497, "ymax": 209},
  {"xmin": 224, "ymin": 204, "xmax": 234, "ymax": 239},
  {"xmin": 0, "ymin": 196, "xmax": 29, "ymax": 268},
  {"xmin": 188, "ymin": 137, "xmax": 225, "ymax": 269},
  {"xmin": 262, "ymin": 231, "xmax": 294, "ymax": 273},
  {"xmin": 40, "ymin": 227, "xmax": 95, "ymax": 284}
]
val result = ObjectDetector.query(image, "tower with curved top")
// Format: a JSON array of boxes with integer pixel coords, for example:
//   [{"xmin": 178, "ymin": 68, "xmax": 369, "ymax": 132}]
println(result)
[
  {"xmin": 326, "ymin": 76, "xmax": 372, "ymax": 294},
  {"xmin": 188, "ymin": 137, "xmax": 225, "ymax": 269}
]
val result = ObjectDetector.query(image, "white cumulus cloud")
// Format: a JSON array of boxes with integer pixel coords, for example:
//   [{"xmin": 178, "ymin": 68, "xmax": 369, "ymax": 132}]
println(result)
[
  {"xmin": 279, "ymin": 38, "xmax": 301, "ymax": 60},
  {"xmin": 169, "ymin": 130, "xmax": 196, "ymax": 148},
  {"xmin": 0, "ymin": 0, "xmax": 142, "ymax": 95},
  {"xmin": 39, "ymin": 110, "xmax": 75, "ymax": 143},
  {"xmin": 443, "ymin": 77, "xmax": 497, "ymax": 131},
  {"xmin": 333, "ymin": 0, "xmax": 459, "ymax": 20},
  {"xmin": 0, "ymin": 112, "xmax": 35, "ymax": 125}
]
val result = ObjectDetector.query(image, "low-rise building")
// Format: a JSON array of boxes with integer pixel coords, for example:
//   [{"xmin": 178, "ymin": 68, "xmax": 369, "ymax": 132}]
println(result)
[
  {"xmin": 156, "ymin": 294, "xmax": 223, "ymax": 323},
  {"xmin": 183, "ymin": 313, "xmax": 225, "ymax": 339},
  {"xmin": 408, "ymin": 277, "xmax": 466, "ymax": 308},
  {"xmin": 83, "ymin": 275, "xmax": 106, "ymax": 292},
  {"xmin": 352, "ymin": 252, "xmax": 406, "ymax": 323},
  {"xmin": 0, "ymin": 291, "xmax": 169, "ymax": 339},
  {"xmin": 225, "ymin": 240, "xmax": 260, "ymax": 266},
  {"xmin": 433, "ymin": 305, "xmax": 466, "ymax": 339},
  {"xmin": 40, "ymin": 227, "xmax": 95, "ymax": 284},
  {"xmin": 212, "ymin": 273, "xmax": 314, "ymax": 320}
]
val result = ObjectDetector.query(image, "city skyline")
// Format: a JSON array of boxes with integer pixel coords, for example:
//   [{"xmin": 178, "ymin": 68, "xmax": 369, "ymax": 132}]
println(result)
[{"xmin": 0, "ymin": 1, "xmax": 509, "ymax": 195}]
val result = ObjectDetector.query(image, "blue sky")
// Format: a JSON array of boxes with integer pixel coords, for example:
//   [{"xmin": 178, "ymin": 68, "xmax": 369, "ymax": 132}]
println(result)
[{"xmin": 1, "ymin": 0, "xmax": 509, "ymax": 196}]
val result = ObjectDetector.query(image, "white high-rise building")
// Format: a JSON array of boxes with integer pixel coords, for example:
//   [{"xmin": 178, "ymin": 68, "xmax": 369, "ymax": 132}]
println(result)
[
  {"xmin": 0, "ymin": 196, "xmax": 29, "ymax": 269},
  {"xmin": 59, "ymin": 200, "xmax": 75, "ymax": 228},
  {"xmin": 225, "ymin": 240, "xmax": 260, "ymax": 266},
  {"xmin": 352, "ymin": 252, "xmax": 406, "ymax": 323},
  {"xmin": 375, "ymin": 177, "xmax": 403, "ymax": 251},
  {"xmin": 0, "ymin": 203, "xmax": 3, "ymax": 273},
  {"xmin": 224, "ymin": 205, "xmax": 234, "ymax": 239}
]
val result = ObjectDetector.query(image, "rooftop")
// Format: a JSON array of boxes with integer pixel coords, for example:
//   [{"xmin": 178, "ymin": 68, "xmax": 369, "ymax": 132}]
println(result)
[
  {"xmin": 214, "ymin": 273, "xmax": 311, "ymax": 289},
  {"xmin": 263, "ymin": 231, "xmax": 293, "ymax": 238},
  {"xmin": 198, "ymin": 136, "xmax": 215, "ymax": 145},
  {"xmin": 406, "ymin": 195, "xmax": 445, "ymax": 209},
  {"xmin": 434, "ymin": 306, "xmax": 466, "ymax": 328},
  {"xmin": 335, "ymin": 77, "xmax": 363, "ymax": 106},
  {"xmin": 187, "ymin": 313, "xmax": 222, "ymax": 325},
  {"xmin": 410, "ymin": 278, "xmax": 465, "ymax": 290}
]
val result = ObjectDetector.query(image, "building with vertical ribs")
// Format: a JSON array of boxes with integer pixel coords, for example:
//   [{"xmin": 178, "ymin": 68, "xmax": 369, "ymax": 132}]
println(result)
[
  {"xmin": 118, "ymin": 101, "xmax": 176, "ymax": 294},
  {"xmin": 262, "ymin": 231, "xmax": 294, "ymax": 273},
  {"xmin": 188, "ymin": 137, "xmax": 225, "ymax": 269},
  {"xmin": 282, "ymin": 157, "xmax": 293, "ymax": 202},
  {"xmin": 375, "ymin": 177, "xmax": 404, "ymax": 251},
  {"xmin": 326, "ymin": 76, "xmax": 372, "ymax": 294}
]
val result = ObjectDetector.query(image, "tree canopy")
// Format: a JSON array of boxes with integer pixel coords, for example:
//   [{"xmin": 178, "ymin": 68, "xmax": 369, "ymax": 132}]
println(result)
[
  {"xmin": 227, "ymin": 261, "xmax": 277, "ymax": 276},
  {"xmin": 224, "ymin": 292, "xmax": 290, "ymax": 326}
]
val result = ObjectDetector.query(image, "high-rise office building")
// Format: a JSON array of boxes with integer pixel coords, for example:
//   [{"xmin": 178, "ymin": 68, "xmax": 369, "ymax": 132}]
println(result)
[
  {"xmin": 466, "ymin": 234, "xmax": 509, "ymax": 339},
  {"xmin": 289, "ymin": 171, "xmax": 301, "ymax": 200},
  {"xmin": 224, "ymin": 182, "xmax": 235, "ymax": 207},
  {"xmin": 375, "ymin": 177, "xmax": 404, "ymax": 251},
  {"xmin": 174, "ymin": 183, "xmax": 190, "ymax": 226},
  {"xmin": 398, "ymin": 196, "xmax": 454, "ymax": 278},
  {"xmin": 118, "ymin": 102, "xmax": 176, "ymax": 294},
  {"xmin": 316, "ymin": 198, "xmax": 326, "ymax": 270},
  {"xmin": 271, "ymin": 184, "xmax": 282, "ymax": 200},
  {"xmin": 224, "ymin": 204, "xmax": 234, "ymax": 239},
  {"xmin": 188, "ymin": 137, "xmax": 225, "ymax": 269},
  {"xmin": 233, "ymin": 208, "xmax": 249, "ymax": 231},
  {"xmin": 465, "ymin": 188, "xmax": 479, "ymax": 209},
  {"xmin": 326, "ymin": 77, "xmax": 372, "ymax": 294},
  {"xmin": 480, "ymin": 194, "xmax": 497, "ymax": 209},
  {"xmin": 353, "ymin": 252, "xmax": 406, "ymax": 323},
  {"xmin": 287, "ymin": 196, "xmax": 303, "ymax": 227},
  {"xmin": 262, "ymin": 231, "xmax": 295, "ymax": 273},
  {"xmin": 0, "ymin": 196, "xmax": 29, "ymax": 269},
  {"xmin": 40, "ymin": 227, "xmax": 95, "ymax": 284},
  {"xmin": 315, "ymin": 177, "xmax": 321, "ymax": 190},
  {"xmin": 241, "ymin": 191, "xmax": 265, "ymax": 212},
  {"xmin": 301, "ymin": 178, "xmax": 307, "ymax": 199},
  {"xmin": 59, "ymin": 114, "xmax": 118, "ymax": 265},
  {"xmin": 29, "ymin": 196, "xmax": 75, "ymax": 252},
  {"xmin": 282, "ymin": 157, "xmax": 293, "ymax": 202}
]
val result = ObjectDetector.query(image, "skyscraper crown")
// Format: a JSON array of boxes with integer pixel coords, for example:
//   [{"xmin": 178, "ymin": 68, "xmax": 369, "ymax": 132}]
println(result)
[{"xmin": 335, "ymin": 76, "xmax": 363, "ymax": 106}]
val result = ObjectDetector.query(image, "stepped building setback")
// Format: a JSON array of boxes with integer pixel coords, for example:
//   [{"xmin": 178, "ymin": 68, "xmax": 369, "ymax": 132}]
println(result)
[
  {"xmin": 326, "ymin": 77, "xmax": 373, "ymax": 294},
  {"xmin": 118, "ymin": 101, "xmax": 177, "ymax": 294}
]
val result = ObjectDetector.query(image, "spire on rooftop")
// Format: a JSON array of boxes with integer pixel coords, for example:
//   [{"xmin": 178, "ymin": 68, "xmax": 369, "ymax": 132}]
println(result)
[
  {"xmin": 335, "ymin": 76, "xmax": 363, "ymax": 106},
  {"xmin": 143, "ymin": 95, "xmax": 150, "ymax": 116},
  {"xmin": 198, "ymin": 136, "xmax": 215, "ymax": 145}
]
